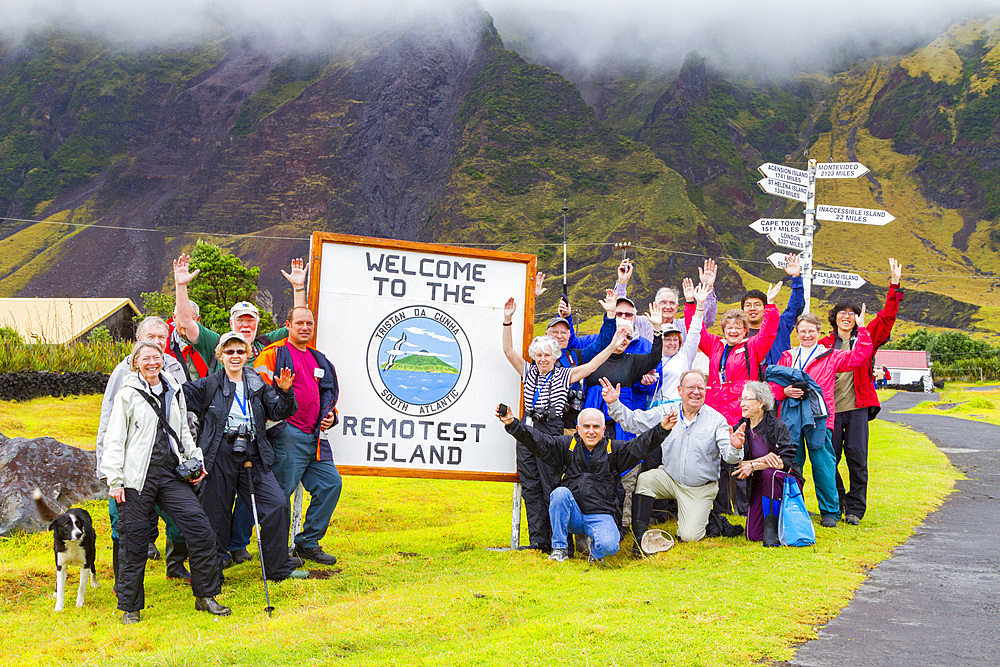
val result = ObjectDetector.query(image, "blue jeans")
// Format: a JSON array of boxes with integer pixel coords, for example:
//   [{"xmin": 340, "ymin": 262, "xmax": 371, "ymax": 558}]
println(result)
[
  {"xmin": 548, "ymin": 487, "xmax": 621, "ymax": 560},
  {"xmin": 793, "ymin": 427, "xmax": 839, "ymax": 517},
  {"xmin": 271, "ymin": 426, "xmax": 343, "ymax": 550}
]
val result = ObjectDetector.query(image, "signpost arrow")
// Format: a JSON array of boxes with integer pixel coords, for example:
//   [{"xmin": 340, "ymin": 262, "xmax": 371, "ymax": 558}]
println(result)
[
  {"xmin": 815, "ymin": 162, "xmax": 869, "ymax": 179},
  {"xmin": 815, "ymin": 204, "xmax": 895, "ymax": 226},
  {"xmin": 767, "ymin": 231, "xmax": 809, "ymax": 252},
  {"xmin": 812, "ymin": 270, "xmax": 866, "ymax": 289},
  {"xmin": 758, "ymin": 177, "xmax": 808, "ymax": 203},
  {"xmin": 767, "ymin": 252, "xmax": 810, "ymax": 273},
  {"xmin": 758, "ymin": 162, "xmax": 809, "ymax": 187},
  {"xmin": 749, "ymin": 218, "xmax": 804, "ymax": 235}
]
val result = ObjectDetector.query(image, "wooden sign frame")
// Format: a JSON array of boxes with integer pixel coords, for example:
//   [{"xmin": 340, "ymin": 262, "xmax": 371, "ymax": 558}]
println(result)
[{"xmin": 307, "ymin": 232, "xmax": 536, "ymax": 482}]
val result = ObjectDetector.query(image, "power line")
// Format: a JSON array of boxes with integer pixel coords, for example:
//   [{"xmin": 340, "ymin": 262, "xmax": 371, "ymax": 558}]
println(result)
[{"xmin": 4, "ymin": 215, "xmax": 999, "ymax": 282}]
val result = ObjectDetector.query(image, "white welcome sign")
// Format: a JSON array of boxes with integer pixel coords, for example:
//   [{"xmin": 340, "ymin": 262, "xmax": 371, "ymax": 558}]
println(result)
[{"xmin": 308, "ymin": 233, "xmax": 534, "ymax": 481}]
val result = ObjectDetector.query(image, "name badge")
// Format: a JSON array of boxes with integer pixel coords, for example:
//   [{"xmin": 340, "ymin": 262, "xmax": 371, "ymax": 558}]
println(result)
[{"xmin": 314, "ymin": 368, "xmax": 325, "ymax": 379}]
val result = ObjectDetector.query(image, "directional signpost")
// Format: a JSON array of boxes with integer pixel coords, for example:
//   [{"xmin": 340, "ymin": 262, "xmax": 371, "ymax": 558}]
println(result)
[
  {"xmin": 752, "ymin": 158, "xmax": 893, "ymax": 311},
  {"xmin": 767, "ymin": 231, "xmax": 809, "ymax": 252},
  {"xmin": 815, "ymin": 204, "xmax": 894, "ymax": 226},
  {"xmin": 758, "ymin": 177, "xmax": 808, "ymax": 203},
  {"xmin": 812, "ymin": 270, "xmax": 866, "ymax": 289},
  {"xmin": 815, "ymin": 162, "xmax": 869, "ymax": 179},
  {"xmin": 759, "ymin": 163, "xmax": 809, "ymax": 187},
  {"xmin": 750, "ymin": 218, "xmax": 804, "ymax": 235}
]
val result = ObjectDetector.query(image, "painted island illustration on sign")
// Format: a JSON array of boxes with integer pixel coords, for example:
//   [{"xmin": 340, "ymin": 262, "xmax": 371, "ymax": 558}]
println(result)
[{"xmin": 367, "ymin": 305, "xmax": 474, "ymax": 416}]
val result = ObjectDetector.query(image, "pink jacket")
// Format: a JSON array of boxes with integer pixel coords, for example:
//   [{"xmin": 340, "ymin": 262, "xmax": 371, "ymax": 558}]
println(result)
[
  {"xmin": 688, "ymin": 303, "xmax": 778, "ymax": 425},
  {"xmin": 771, "ymin": 327, "xmax": 874, "ymax": 428}
]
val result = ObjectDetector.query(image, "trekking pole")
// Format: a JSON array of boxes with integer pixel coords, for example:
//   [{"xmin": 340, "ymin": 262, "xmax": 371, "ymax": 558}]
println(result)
[{"xmin": 244, "ymin": 460, "xmax": 275, "ymax": 618}]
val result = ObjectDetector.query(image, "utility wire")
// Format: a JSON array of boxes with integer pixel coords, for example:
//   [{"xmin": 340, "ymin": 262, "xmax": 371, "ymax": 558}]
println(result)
[{"xmin": 4, "ymin": 215, "xmax": 999, "ymax": 281}]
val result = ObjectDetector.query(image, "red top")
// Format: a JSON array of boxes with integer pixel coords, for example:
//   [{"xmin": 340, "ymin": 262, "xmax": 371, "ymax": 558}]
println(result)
[
  {"xmin": 686, "ymin": 302, "xmax": 778, "ymax": 425},
  {"xmin": 818, "ymin": 283, "xmax": 902, "ymax": 413}
]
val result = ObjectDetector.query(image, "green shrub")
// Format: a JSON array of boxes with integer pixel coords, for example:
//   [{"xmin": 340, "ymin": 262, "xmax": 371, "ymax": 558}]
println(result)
[{"xmin": 0, "ymin": 335, "xmax": 132, "ymax": 373}]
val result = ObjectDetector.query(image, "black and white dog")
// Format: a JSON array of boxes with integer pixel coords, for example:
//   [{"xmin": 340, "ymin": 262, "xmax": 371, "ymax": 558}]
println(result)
[{"xmin": 33, "ymin": 489, "xmax": 99, "ymax": 611}]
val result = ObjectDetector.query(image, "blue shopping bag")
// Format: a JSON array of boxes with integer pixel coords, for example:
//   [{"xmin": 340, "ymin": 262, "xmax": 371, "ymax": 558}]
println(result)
[{"xmin": 778, "ymin": 474, "xmax": 816, "ymax": 547}]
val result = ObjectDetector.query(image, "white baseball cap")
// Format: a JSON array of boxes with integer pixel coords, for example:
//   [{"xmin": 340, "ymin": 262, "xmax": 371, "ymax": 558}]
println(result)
[{"xmin": 230, "ymin": 301, "xmax": 259, "ymax": 319}]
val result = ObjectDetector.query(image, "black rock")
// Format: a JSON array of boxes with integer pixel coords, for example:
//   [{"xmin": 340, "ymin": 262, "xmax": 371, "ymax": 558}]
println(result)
[{"xmin": 0, "ymin": 433, "xmax": 106, "ymax": 536}]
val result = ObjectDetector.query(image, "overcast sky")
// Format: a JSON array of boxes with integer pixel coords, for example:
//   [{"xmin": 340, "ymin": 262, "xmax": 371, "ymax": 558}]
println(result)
[{"xmin": 2, "ymin": 1, "xmax": 997, "ymax": 74}]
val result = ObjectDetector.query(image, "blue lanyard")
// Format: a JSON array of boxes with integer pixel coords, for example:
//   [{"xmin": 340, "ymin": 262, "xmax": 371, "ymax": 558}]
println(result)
[
  {"xmin": 720, "ymin": 344, "xmax": 733, "ymax": 383},
  {"xmin": 531, "ymin": 369, "xmax": 554, "ymax": 410},
  {"xmin": 233, "ymin": 385, "xmax": 249, "ymax": 420},
  {"xmin": 796, "ymin": 345, "xmax": 819, "ymax": 371}
]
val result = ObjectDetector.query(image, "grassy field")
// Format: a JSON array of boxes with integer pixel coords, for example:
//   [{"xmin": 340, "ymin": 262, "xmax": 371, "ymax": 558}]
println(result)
[
  {"xmin": 0, "ymin": 399, "xmax": 958, "ymax": 665},
  {"xmin": 899, "ymin": 382, "xmax": 1000, "ymax": 426}
]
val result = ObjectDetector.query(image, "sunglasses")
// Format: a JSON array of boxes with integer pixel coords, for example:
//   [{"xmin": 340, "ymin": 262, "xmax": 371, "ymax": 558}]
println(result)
[
  {"xmin": 223, "ymin": 349, "xmax": 248, "ymax": 356},
  {"xmin": 615, "ymin": 311, "xmax": 635, "ymax": 319}
]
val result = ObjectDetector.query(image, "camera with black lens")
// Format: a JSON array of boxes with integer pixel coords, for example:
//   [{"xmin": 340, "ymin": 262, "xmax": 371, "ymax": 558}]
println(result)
[
  {"xmin": 529, "ymin": 404, "xmax": 559, "ymax": 423},
  {"xmin": 175, "ymin": 457, "xmax": 203, "ymax": 482},
  {"xmin": 568, "ymin": 388, "xmax": 585, "ymax": 412},
  {"xmin": 226, "ymin": 424, "xmax": 253, "ymax": 463}
]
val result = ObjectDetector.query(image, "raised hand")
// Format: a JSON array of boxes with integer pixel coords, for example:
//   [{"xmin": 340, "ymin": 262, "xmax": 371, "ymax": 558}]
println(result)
[
  {"xmin": 660, "ymin": 410, "xmax": 678, "ymax": 431},
  {"xmin": 889, "ymin": 257, "xmax": 901, "ymax": 284},
  {"xmin": 692, "ymin": 282, "xmax": 710, "ymax": 307},
  {"xmin": 617, "ymin": 258, "xmax": 634, "ymax": 285},
  {"xmin": 698, "ymin": 258, "xmax": 718, "ymax": 289},
  {"xmin": 766, "ymin": 281, "xmax": 783, "ymax": 304},
  {"xmin": 598, "ymin": 377, "xmax": 621, "ymax": 404},
  {"xmin": 612, "ymin": 326, "xmax": 630, "ymax": 348},
  {"xmin": 784, "ymin": 254, "xmax": 801, "ymax": 278},
  {"xmin": 495, "ymin": 403, "xmax": 515, "ymax": 425},
  {"xmin": 728, "ymin": 422, "xmax": 746, "ymax": 449},
  {"xmin": 857, "ymin": 303, "xmax": 867, "ymax": 327},
  {"xmin": 503, "ymin": 297, "xmax": 516, "ymax": 322},
  {"xmin": 173, "ymin": 254, "xmax": 200, "ymax": 286},
  {"xmin": 557, "ymin": 297, "xmax": 571, "ymax": 318},
  {"xmin": 534, "ymin": 272, "xmax": 547, "ymax": 297},
  {"xmin": 280, "ymin": 258, "xmax": 308, "ymax": 288},
  {"xmin": 276, "ymin": 367, "xmax": 295, "ymax": 391},
  {"xmin": 682, "ymin": 277, "xmax": 696, "ymax": 302},
  {"xmin": 646, "ymin": 301, "xmax": 663, "ymax": 327},
  {"xmin": 599, "ymin": 289, "xmax": 617, "ymax": 317}
]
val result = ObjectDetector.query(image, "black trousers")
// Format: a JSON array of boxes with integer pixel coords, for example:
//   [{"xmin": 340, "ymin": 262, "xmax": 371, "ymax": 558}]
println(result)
[
  {"xmin": 713, "ymin": 460, "xmax": 748, "ymax": 516},
  {"xmin": 832, "ymin": 408, "xmax": 869, "ymax": 519},
  {"xmin": 517, "ymin": 419, "xmax": 563, "ymax": 550},
  {"xmin": 199, "ymin": 438, "xmax": 295, "ymax": 580},
  {"xmin": 117, "ymin": 464, "xmax": 222, "ymax": 612}
]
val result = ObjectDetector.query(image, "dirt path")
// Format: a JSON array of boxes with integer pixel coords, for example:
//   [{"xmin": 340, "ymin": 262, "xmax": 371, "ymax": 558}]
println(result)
[{"xmin": 786, "ymin": 391, "xmax": 1000, "ymax": 666}]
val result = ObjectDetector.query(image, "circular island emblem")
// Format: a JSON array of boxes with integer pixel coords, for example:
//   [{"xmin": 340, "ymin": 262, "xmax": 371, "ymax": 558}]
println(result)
[{"xmin": 367, "ymin": 306, "xmax": 473, "ymax": 416}]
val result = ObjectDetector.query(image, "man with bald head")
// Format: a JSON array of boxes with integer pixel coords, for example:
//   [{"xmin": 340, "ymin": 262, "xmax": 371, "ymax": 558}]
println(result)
[{"xmin": 498, "ymin": 405, "xmax": 676, "ymax": 563}]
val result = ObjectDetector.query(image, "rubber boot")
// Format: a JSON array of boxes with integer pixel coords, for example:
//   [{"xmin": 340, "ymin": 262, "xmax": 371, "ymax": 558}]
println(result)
[
  {"xmin": 762, "ymin": 513, "xmax": 780, "ymax": 547},
  {"xmin": 631, "ymin": 493, "xmax": 655, "ymax": 558},
  {"xmin": 112, "ymin": 540, "xmax": 120, "ymax": 595},
  {"xmin": 165, "ymin": 537, "xmax": 191, "ymax": 580}
]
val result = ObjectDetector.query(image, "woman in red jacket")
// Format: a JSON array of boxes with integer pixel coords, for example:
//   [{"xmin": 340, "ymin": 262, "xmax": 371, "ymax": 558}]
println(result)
[
  {"xmin": 820, "ymin": 258, "xmax": 903, "ymax": 525},
  {"xmin": 687, "ymin": 278, "xmax": 781, "ymax": 517},
  {"xmin": 771, "ymin": 310, "xmax": 873, "ymax": 528}
]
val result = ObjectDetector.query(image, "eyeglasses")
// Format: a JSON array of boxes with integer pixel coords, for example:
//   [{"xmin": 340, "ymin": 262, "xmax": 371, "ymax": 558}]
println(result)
[
  {"xmin": 222, "ymin": 349, "xmax": 248, "ymax": 356},
  {"xmin": 739, "ymin": 396, "xmax": 759, "ymax": 403},
  {"xmin": 680, "ymin": 385, "xmax": 706, "ymax": 392},
  {"xmin": 837, "ymin": 310, "xmax": 856, "ymax": 316},
  {"xmin": 615, "ymin": 311, "xmax": 635, "ymax": 319}
]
